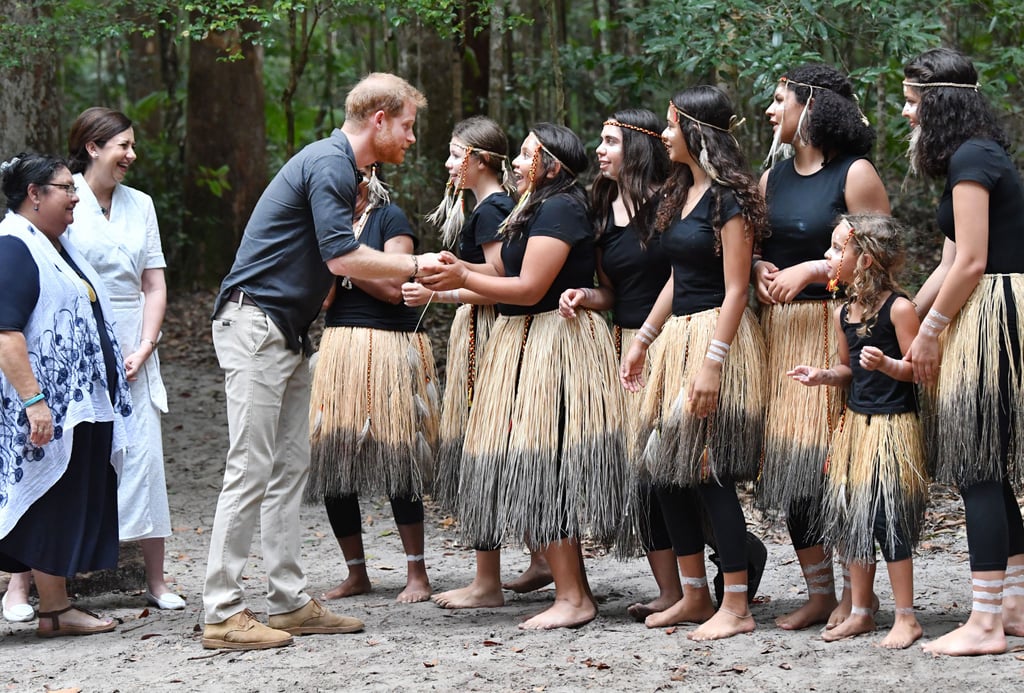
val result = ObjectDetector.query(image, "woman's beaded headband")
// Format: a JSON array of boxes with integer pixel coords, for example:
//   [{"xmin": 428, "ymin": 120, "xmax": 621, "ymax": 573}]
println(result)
[
  {"xmin": 902, "ymin": 79, "xmax": 979, "ymax": 91},
  {"xmin": 669, "ymin": 102, "xmax": 745, "ymax": 134},
  {"xmin": 603, "ymin": 119, "xmax": 662, "ymax": 139}
]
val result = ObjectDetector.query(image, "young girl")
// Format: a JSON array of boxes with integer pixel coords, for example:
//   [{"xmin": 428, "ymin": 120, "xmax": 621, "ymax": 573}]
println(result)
[
  {"xmin": 422, "ymin": 124, "xmax": 628, "ymax": 629},
  {"xmin": 788, "ymin": 214, "xmax": 926, "ymax": 649},
  {"xmin": 902, "ymin": 47, "xmax": 1024, "ymax": 656},
  {"xmin": 402, "ymin": 117, "xmax": 528, "ymax": 609},
  {"xmin": 620, "ymin": 86, "xmax": 768, "ymax": 641},
  {"xmin": 306, "ymin": 169, "xmax": 438, "ymax": 603}
]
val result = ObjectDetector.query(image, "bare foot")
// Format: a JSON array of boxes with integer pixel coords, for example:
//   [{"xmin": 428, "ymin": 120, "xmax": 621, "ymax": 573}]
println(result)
[
  {"xmin": 688, "ymin": 607, "xmax": 755, "ymax": 641},
  {"xmin": 627, "ymin": 593, "xmax": 682, "ymax": 622},
  {"xmin": 431, "ymin": 583, "xmax": 504, "ymax": 609},
  {"xmin": 644, "ymin": 595, "xmax": 716, "ymax": 629},
  {"xmin": 878, "ymin": 617, "xmax": 923, "ymax": 649},
  {"xmin": 921, "ymin": 621, "xmax": 1007, "ymax": 656},
  {"xmin": 519, "ymin": 598, "xmax": 596, "ymax": 630},
  {"xmin": 827, "ymin": 592, "xmax": 878, "ymax": 629},
  {"xmin": 775, "ymin": 595, "xmax": 837, "ymax": 631},
  {"xmin": 323, "ymin": 573, "xmax": 372, "ymax": 600},
  {"xmin": 502, "ymin": 564, "xmax": 553, "ymax": 594},
  {"xmin": 396, "ymin": 574, "xmax": 432, "ymax": 604},
  {"xmin": 822, "ymin": 612, "xmax": 875, "ymax": 642}
]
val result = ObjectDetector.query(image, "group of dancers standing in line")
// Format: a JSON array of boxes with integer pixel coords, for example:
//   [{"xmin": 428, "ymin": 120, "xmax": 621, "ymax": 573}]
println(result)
[{"xmin": 303, "ymin": 47, "xmax": 1024, "ymax": 656}]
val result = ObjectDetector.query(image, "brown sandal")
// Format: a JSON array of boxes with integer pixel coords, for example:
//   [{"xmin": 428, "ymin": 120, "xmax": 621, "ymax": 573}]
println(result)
[{"xmin": 36, "ymin": 604, "xmax": 116, "ymax": 638}]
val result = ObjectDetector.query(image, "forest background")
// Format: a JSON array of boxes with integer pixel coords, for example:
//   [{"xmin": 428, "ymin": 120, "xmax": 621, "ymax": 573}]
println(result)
[{"xmin": 1, "ymin": 0, "xmax": 1022, "ymax": 291}]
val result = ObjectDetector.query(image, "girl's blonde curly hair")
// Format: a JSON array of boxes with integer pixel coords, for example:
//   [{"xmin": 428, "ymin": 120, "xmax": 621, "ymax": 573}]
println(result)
[{"xmin": 840, "ymin": 213, "xmax": 907, "ymax": 337}]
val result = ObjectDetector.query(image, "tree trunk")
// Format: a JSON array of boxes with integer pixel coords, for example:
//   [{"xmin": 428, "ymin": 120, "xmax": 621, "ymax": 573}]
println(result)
[
  {"xmin": 0, "ymin": 2, "xmax": 60, "ymax": 174},
  {"xmin": 488, "ymin": 2, "xmax": 506, "ymax": 124},
  {"xmin": 182, "ymin": 22, "xmax": 267, "ymax": 287}
]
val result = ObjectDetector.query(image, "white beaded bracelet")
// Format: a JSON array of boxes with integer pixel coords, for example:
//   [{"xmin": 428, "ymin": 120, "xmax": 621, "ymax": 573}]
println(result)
[{"xmin": 706, "ymin": 339, "xmax": 730, "ymax": 363}]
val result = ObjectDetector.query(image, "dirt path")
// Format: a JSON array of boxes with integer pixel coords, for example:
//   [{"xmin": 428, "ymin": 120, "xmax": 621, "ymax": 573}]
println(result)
[{"xmin": 2, "ymin": 295, "xmax": 1023, "ymax": 692}]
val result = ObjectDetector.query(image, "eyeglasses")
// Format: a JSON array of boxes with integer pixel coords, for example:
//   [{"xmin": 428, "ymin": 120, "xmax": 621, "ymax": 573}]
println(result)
[{"xmin": 46, "ymin": 182, "xmax": 78, "ymax": 196}]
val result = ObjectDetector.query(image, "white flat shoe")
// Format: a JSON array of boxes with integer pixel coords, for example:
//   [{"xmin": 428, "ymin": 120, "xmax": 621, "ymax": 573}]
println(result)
[
  {"xmin": 145, "ymin": 591, "xmax": 186, "ymax": 610},
  {"xmin": 3, "ymin": 591, "xmax": 36, "ymax": 622}
]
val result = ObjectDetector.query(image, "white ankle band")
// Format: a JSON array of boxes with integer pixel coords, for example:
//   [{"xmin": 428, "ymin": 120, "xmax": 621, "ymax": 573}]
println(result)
[
  {"xmin": 346, "ymin": 558, "xmax": 365, "ymax": 566},
  {"xmin": 894, "ymin": 607, "xmax": 915, "ymax": 616},
  {"xmin": 682, "ymin": 576, "xmax": 708, "ymax": 588},
  {"xmin": 973, "ymin": 601, "xmax": 1003, "ymax": 614},
  {"xmin": 808, "ymin": 586, "xmax": 835, "ymax": 595},
  {"xmin": 973, "ymin": 578, "xmax": 1003, "ymax": 588},
  {"xmin": 724, "ymin": 584, "xmax": 748, "ymax": 593},
  {"xmin": 973, "ymin": 590, "xmax": 1003, "ymax": 602},
  {"xmin": 406, "ymin": 554, "xmax": 425, "ymax": 562},
  {"xmin": 850, "ymin": 606, "xmax": 872, "ymax": 616},
  {"xmin": 804, "ymin": 558, "xmax": 833, "ymax": 574}
]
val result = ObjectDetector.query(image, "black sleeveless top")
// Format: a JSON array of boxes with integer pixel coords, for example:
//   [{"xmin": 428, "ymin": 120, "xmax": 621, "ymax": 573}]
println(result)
[
  {"xmin": 596, "ymin": 218, "xmax": 671, "ymax": 329},
  {"xmin": 498, "ymin": 195, "xmax": 595, "ymax": 317},
  {"xmin": 325, "ymin": 203, "xmax": 421, "ymax": 332},
  {"xmin": 842, "ymin": 293, "xmax": 916, "ymax": 415},
  {"xmin": 763, "ymin": 154, "xmax": 866, "ymax": 301},
  {"xmin": 458, "ymin": 192, "xmax": 515, "ymax": 264}
]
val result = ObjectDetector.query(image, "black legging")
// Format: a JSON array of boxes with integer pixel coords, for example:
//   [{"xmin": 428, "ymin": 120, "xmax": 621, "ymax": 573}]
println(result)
[
  {"xmin": 325, "ymin": 493, "xmax": 424, "ymax": 539},
  {"xmin": 786, "ymin": 495, "xmax": 824, "ymax": 551},
  {"xmin": 961, "ymin": 479, "xmax": 1024, "ymax": 571},
  {"xmin": 639, "ymin": 483, "xmax": 674, "ymax": 553},
  {"xmin": 656, "ymin": 481, "xmax": 748, "ymax": 573}
]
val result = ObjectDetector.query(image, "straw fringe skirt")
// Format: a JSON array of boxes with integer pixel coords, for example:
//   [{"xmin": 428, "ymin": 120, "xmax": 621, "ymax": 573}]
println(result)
[
  {"xmin": 433, "ymin": 304, "xmax": 496, "ymax": 512},
  {"xmin": 456, "ymin": 309, "xmax": 629, "ymax": 550},
  {"xmin": 822, "ymin": 410, "xmax": 928, "ymax": 562},
  {"xmin": 929, "ymin": 274, "xmax": 1024, "ymax": 488},
  {"xmin": 757, "ymin": 300, "xmax": 845, "ymax": 509},
  {"xmin": 305, "ymin": 326, "xmax": 440, "ymax": 502},
  {"xmin": 613, "ymin": 325, "xmax": 660, "ymax": 559},
  {"xmin": 636, "ymin": 307, "xmax": 767, "ymax": 486}
]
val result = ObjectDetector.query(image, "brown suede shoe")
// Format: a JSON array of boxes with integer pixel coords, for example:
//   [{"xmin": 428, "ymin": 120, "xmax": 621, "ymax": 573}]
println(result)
[
  {"xmin": 268, "ymin": 598, "xmax": 364, "ymax": 635},
  {"xmin": 201, "ymin": 609, "xmax": 294, "ymax": 650}
]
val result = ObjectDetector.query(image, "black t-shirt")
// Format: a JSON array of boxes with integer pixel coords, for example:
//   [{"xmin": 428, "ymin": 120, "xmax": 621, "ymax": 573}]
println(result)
[
  {"xmin": 597, "ymin": 219, "xmax": 671, "ymax": 328},
  {"xmin": 325, "ymin": 203, "xmax": 420, "ymax": 332},
  {"xmin": 842, "ymin": 294, "xmax": 916, "ymax": 415},
  {"xmin": 458, "ymin": 192, "xmax": 514, "ymax": 265},
  {"xmin": 661, "ymin": 188, "xmax": 742, "ymax": 316},
  {"xmin": 763, "ymin": 154, "xmax": 865, "ymax": 301},
  {"xmin": 498, "ymin": 194, "xmax": 595, "ymax": 316},
  {"xmin": 938, "ymin": 138, "xmax": 1024, "ymax": 273},
  {"xmin": 0, "ymin": 236, "xmax": 40, "ymax": 330}
]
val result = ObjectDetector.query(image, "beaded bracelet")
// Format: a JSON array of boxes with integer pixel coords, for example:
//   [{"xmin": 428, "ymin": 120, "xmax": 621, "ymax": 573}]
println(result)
[
  {"xmin": 409, "ymin": 254, "xmax": 419, "ymax": 282},
  {"xmin": 22, "ymin": 392, "xmax": 46, "ymax": 407}
]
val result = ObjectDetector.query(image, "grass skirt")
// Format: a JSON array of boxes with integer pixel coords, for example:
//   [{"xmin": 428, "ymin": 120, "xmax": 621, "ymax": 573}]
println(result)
[
  {"xmin": 757, "ymin": 300, "xmax": 845, "ymax": 510},
  {"xmin": 433, "ymin": 304, "xmax": 496, "ymax": 513},
  {"xmin": 305, "ymin": 326, "xmax": 439, "ymax": 502},
  {"xmin": 636, "ymin": 307, "xmax": 766, "ymax": 486},
  {"xmin": 929, "ymin": 274, "xmax": 1024, "ymax": 488},
  {"xmin": 612, "ymin": 325, "xmax": 660, "ymax": 559},
  {"xmin": 822, "ymin": 410, "xmax": 928, "ymax": 562},
  {"xmin": 456, "ymin": 309, "xmax": 629, "ymax": 550}
]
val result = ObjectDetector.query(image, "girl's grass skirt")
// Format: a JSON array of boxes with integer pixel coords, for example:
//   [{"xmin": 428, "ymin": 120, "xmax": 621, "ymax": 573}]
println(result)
[
  {"xmin": 757, "ymin": 300, "xmax": 845, "ymax": 510},
  {"xmin": 456, "ymin": 309, "xmax": 629, "ymax": 550},
  {"xmin": 433, "ymin": 304, "xmax": 496, "ymax": 512},
  {"xmin": 822, "ymin": 410, "xmax": 928, "ymax": 562},
  {"xmin": 305, "ymin": 326, "xmax": 439, "ymax": 502},
  {"xmin": 930, "ymin": 274, "xmax": 1024, "ymax": 489},
  {"xmin": 636, "ymin": 307, "xmax": 767, "ymax": 487}
]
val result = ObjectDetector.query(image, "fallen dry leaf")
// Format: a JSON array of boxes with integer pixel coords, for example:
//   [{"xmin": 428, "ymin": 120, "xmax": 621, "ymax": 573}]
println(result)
[
  {"xmin": 670, "ymin": 666, "xmax": 687, "ymax": 681},
  {"xmin": 511, "ymin": 647, "xmax": 524, "ymax": 653},
  {"xmin": 423, "ymin": 659, "xmax": 438, "ymax": 668},
  {"xmin": 483, "ymin": 640, "xmax": 502, "ymax": 647},
  {"xmin": 779, "ymin": 663, "xmax": 792, "ymax": 670},
  {"xmin": 664, "ymin": 627, "xmax": 677, "ymax": 635},
  {"xmin": 140, "ymin": 633, "xmax": 162, "ymax": 640}
]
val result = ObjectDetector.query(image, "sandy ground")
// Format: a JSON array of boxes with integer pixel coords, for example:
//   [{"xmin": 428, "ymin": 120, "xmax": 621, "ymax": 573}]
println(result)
[{"xmin": 2, "ymin": 294, "xmax": 1024, "ymax": 692}]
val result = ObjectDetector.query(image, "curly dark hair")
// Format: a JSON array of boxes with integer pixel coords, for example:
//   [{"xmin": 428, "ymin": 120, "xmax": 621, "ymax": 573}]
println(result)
[
  {"xmin": 591, "ymin": 109, "xmax": 669, "ymax": 245},
  {"xmin": 504, "ymin": 123, "xmax": 589, "ymax": 238},
  {"xmin": 783, "ymin": 64, "xmax": 875, "ymax": 162},
  {"xmin": 903, "ymin": 48, "xmax": 1009, "ymax": 178},
  {"xmin": 655, "ymin": 86, "xmax": 767, "ymax": 254}
]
